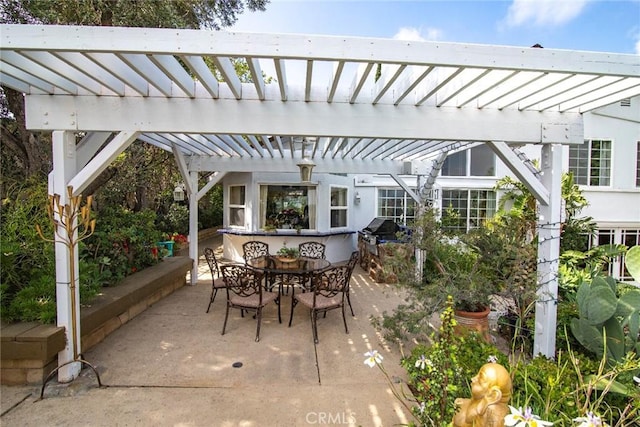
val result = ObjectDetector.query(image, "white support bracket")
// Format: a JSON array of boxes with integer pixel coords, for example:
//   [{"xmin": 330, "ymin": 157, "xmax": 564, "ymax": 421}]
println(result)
[
  {"xmin": 68, "ymin": 131, "xmax": 139, "ymax": 196},
  {"xmin": 196, "ymin": 172, "xmax": 226, "ymax": 201},
  {"xmin": 389, "ymin": 173, "xmax": 421, "ymax": 204},
  {"xmin": 172, "ymin": 146, "xmax": 195, "ymax": 196},
  {"xmin": 76, "ymin": 131, "xmax": 111, "ymax": 169},
  {"xmin": 487, "ymin": 140, "xmax": 549, "ymax": 206}
]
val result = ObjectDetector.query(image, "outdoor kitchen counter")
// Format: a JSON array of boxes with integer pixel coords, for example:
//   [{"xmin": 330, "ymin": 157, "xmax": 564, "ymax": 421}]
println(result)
[
  {"xmin": 218, "ymin": 229, "xmax": 355, "ymax": 237},
  {"xmin": 218, "ymin": 229, "xmax": 356, "ymax": 264}
]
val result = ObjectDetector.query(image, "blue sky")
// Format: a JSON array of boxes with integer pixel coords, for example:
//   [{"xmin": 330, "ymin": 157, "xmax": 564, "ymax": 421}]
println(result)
[{"xmin": 232, "ymin": 0, "xmax": 640, "ymax": 54}]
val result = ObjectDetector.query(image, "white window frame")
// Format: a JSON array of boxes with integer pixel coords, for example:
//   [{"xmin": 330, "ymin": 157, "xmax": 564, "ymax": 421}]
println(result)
[
  {"xmin": 228, "ymin": 185, "xmax": 246, "ymax": 228},
  {"xmin": 590, "ymin": 228, "xmax": 640, "ymax": 284},
  {"xmin": 330, "ymin": 186, "xmax": 348, "ymax": 229},
  {"xmin": 377, "ymin": 188, "xmax": 417, "ymax": 226},
  {"xmin": 440, "ymin": 189, "xmax": 496, "ymax": 232},
  {"xmin": 569, "ymin": 139, "xmax": 612, "ymax": 187},
  {"xmin": 259, "ymin": 184, "xmax": 317, "ymax": 230},
  {"xmin": 636, "ymin": 141, "xmax": 640, "ymax": 188},
  {"xmin": 442, "ymin": 145, "xmax": 496, "ymax": 177}
]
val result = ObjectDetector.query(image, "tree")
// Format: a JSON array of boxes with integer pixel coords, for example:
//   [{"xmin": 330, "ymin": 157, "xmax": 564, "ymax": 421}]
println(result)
[{"xmin": 1, "ymin": 0, "xmax": 269, "ymax": 187}]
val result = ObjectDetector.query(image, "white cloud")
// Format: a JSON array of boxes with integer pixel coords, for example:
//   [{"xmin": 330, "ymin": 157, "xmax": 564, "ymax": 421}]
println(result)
[
  {"xmin": 635, "ymin": 38, "xmax": 640, "ymax": 55},
  {"xmin": 504, "ymin": 0, "xmax": 589, "ymax": 27},
  {"xmin": 393, "ymin": 26, "xmax": 442, "ymax": 42}
]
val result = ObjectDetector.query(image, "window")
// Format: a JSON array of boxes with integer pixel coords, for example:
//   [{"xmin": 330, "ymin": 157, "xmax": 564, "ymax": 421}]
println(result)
[
  {"xmin": 228, "ymin": 186, "xmax": 245, "ymax": 227},
  {"xmin": 569, "ymin": 140, "xmax": 611, "ymax": 186},
  {"xmin": 442, "ymin": 151, "xmax": 466, "ymax": 176},
  {"xmin": 636, "ymin": 141, "xmax": 640, "ymax": 187},
  {"xmin": 260, "ymin": 185, "xmax": 316, "ymax": 230},
  {"xmin": 378, "ymin": 188, "xmax": 417, "ymax": 226},
  {"xmin": 330, "ymin": 187, "xmax": 348, "ymax": 228},
  {"xmin": 442, "ymin": 145, "xmax": 495, "ymax": 177},
  {"xmin": 441, "ymin": 189, "xmax": 496, "ymax": 232},
  {"xmin": 589, "ymin": 228, "xmax": 640, "ymax": 282},
  {"xmin": 620, "ymin": 229, "xmax": 640, "ymax": 281}
]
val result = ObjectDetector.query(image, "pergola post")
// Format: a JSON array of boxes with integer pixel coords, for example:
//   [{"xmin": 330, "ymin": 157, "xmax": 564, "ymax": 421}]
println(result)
[
  {"xmin": 533, "ymin": 144, "xmax": 563, "ymax": 358},
  {"xmin": 50, "ymin": 131, "xmax": 82, "ymax": 382},
  {"xmin": 188, "ymin": 170, "xmax": 199, "ymax": 285}
]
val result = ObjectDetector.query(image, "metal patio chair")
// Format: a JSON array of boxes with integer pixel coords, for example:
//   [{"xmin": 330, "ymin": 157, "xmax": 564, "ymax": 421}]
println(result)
[
  {"xmin": 204, "ymin": 247, "xmax": 227, "ymax": 313},
  {"xmin": 221, "ymin": 264, "xmax": 281, "ymax": 342},
  {"xmin": 288, "ymin": 264, "xmax": 350, "ymax": 343}
]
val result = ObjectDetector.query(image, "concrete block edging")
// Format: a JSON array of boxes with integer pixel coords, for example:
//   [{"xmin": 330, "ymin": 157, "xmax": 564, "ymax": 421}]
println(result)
[{"xmin": 0, "ymin": 256, "xmax": 192, "ymax": 385}]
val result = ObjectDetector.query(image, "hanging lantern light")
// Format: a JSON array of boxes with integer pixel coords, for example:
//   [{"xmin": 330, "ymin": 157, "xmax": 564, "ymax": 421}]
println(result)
[
  {"xmin": 297, "ymin": 157, "xmax": 316, "ymax": 183},
  {"xmin": 173, "ymin": 184, "xmax": 185, "ymax": 202},
  {"xmin": 297, "ymin": 137, "xmax": 316, "ymax": 183}
]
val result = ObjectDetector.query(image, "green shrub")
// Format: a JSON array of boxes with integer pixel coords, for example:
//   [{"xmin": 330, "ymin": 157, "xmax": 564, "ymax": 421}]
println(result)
[
  {"xmin": 84, "ymin": 206, "xmax": 164, "ymax": 286},
  {"xmin": 1, "ymin": 180, "xmax": 164, "ymax": 323},
  {"xmin": 509, "ymin": 348, "xmax": 639, "ymax": 426}
]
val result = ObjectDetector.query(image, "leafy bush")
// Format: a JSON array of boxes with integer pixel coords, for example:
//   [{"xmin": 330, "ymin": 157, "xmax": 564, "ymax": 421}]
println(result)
[
  {"xmin": 509, "ymin": 348, "xmax": 639, "ymax": 426},
  {"xmin": 1, "ymin": 179, "xmax": 57, "ymax": 322},
  {"xmin": 1, "ymin": 181, "xmax": 164, "ymax": 323},
  {"xmin": 84, "ymin": 206, "xmax": 164, "ymax": 286}
]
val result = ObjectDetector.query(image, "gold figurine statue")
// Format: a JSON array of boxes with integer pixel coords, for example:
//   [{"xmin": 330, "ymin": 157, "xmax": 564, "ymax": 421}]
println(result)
[{"xmin": 452, "ymin": 363, "xmax": 512, "ymax": 427}]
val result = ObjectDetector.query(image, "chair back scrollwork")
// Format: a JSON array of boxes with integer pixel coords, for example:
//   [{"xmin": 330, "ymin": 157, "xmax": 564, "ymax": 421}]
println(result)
[
  {"xmin": 299, "ymin": 241, "xmax": 326, "ymax": 259},
  {"xmin": 242, "ymin": 241, "xmax": 269, "ymax": 261}
]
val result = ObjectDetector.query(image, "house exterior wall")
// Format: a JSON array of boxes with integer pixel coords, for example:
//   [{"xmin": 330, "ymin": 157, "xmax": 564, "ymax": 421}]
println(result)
[
  {"xmin": 221, "ymin": 98, "xmax": 639, "ymax": 276},
  {"xmin": 221, "ymin": 171, "xmax": 356, "ymax": 262}
]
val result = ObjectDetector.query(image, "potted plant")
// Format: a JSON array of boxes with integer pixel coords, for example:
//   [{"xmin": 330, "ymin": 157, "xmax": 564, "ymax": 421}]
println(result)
[
  {"xmin": 276, "ymin": 244, "xmax": 299, "ymax": 261},
  {"xmin": 379, "ymin": 209, "xmax": 498, "ymax": 342}
]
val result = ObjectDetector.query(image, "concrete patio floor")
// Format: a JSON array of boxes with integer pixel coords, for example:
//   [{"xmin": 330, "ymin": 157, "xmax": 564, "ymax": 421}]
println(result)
[{"xmin": 1, "ymin": 238, "xmax": 414, "ymax": 426}]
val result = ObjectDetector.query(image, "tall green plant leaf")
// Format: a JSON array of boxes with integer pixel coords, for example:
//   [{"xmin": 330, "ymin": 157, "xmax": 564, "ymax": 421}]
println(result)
[
  {"xmin": 625, "ymin": 245, "xmax": 640, "ymax": 282},
  {"xmin": 585, "ymin": 285, "xmax": 617, "ymax": 325},
  {"xmin": 603, "ymin": 317, "xmax": 625, "ymax": 362},
  {"xmin": 615, "ymin": 289, "xmax": 640, "ymax": 319},
  {"xmin": 570, "ymin": 318, "xmax": 604, "ymax": 358}
]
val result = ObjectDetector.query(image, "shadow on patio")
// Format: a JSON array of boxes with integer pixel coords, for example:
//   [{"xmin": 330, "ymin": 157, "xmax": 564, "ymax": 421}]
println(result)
[{"xmin": 1, "ymin": 238, "xmax": 413, "ymax": 427}]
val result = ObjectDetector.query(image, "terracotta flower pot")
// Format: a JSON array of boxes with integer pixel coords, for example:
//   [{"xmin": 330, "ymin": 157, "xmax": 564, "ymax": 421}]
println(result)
[{"xmin": 454, "ymin": 307, "xmax": 491, "ymax": 342}]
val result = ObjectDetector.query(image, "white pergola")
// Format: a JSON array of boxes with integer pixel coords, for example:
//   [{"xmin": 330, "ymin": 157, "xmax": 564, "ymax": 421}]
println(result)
[{"xmin": 2, "ymin": 24, "xmax": 639, "ymax": 381}]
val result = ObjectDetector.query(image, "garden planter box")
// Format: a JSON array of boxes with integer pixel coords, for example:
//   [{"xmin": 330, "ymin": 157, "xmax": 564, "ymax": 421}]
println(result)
[{"xmin": 0, "ymin": 256, "xmax": 192, "ymax": 385}]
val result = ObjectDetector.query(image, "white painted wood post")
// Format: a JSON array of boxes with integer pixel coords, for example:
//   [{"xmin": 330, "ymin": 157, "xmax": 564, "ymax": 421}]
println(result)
[
  {"xmin": 51, "ymin": 131, "xmax": 82, "ymax": 382},
  {"xmin": 533, "ymin": 144, "xmax": 563, "ymax": 358},
  {"xmin": 189, "ymin": 171, "xmax": 199, "ymax": 285}
]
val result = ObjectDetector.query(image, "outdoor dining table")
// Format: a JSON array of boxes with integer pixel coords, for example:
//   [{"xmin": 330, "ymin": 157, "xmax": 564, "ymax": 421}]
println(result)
[{"xmin": 246, "ymin": 255, "xmax": 331, "ymax": 318}]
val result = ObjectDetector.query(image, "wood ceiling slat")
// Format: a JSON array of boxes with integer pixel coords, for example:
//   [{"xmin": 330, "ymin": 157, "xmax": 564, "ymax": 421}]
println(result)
[
  {"xmin": 2, "ymin": 51, "xmax": 77, "ymax": 94},
  {"xmin": 212, "ymin": 57, "xmax": 242, "ymax": 99},
  {"xmin": 118, "ymin": 53, "xmax": 174, "ymax": 97},
  {"xmin": 86, "ymin": 52, "xmax": 149, "ymax": 96},
  {"xmin": 21, "ymin": 51, "xmax": 104, "ymax": 95},
  {"xmin": 349, "ymin": 62, "xmax": 374, "ymax": 104},
  {"xmin": 0, "ymin": 61, "xmax": 54, "ymax": 93},
  {"xmin": 55, "ymin": 52, "xmax": 126, "ymax": 96},
  {"xmin": 327, "ymin": 61, "xmax": 345, "ymax": 103},
  {"xmin": 247, "ymin": 58, "xmax": 265, "ymax": 100},
  {"xmin": 274, "ymin": 59, "xmax": 288, "ymax": 101},
  {"xmin": 182, "ymin": 55, "xmax": 219, "ymax": 98},
  {"xmin": 150, "ymin": 54, "xmax": 197, "ymax": 98}
]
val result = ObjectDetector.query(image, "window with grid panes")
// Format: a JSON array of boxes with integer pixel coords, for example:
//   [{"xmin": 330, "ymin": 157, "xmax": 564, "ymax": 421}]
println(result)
[
  {"xmin": 636, "ymin": 141, "xmax": 640, "ymax": 187},
  {"xmin": 441, "ymin": 189, "xmax": 496, "ymax": 233},
  {"xmin": 377, "ymin": 188, "xmax": 417, "ymax": 226},
  {"xmin": 569, "ymin": 140, "xmax": 611, "ymax": 186},
  {"xmin": 620, "ymin": 230, "xmax": 640, "ymax": 281},
  {"xmin": 590, "ymin": 229, "xmax": 615, "ymax": 276},
  {"xmin": 330, "ymin": 187, "xmax": 348, "ymax": 228},
  {"xmin": 228, "ymin": 185, "xmax": 246, "ymax": 227},
  {"xmin": 589, "ymin": 229, "xmax": 640, "ymax": 282}
]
